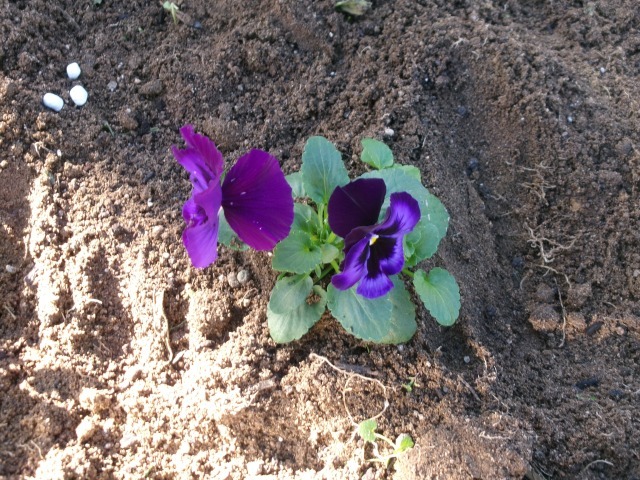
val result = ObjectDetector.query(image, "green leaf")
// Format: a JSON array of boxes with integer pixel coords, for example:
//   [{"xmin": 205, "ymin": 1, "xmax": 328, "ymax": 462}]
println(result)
[
  {"xmin": 335, "ymin": 0, "xmax": 372, "ymax": 16},
  {"xmin": 394, "ymin": 434, "xmax": 414, "ymax": 453},
  {"xmin": 413, "ymin": 268, "xmax": 460, "ymax": 326},
  {"xmin": 292, "ymin": 203, "xmax": 321, "ymax": 234},
  {"xmin": 268, "ymin": 286, "xmax": 326, "ymax": 343},
  {"xmin": 301, "ymin": 136, "xmax": 349, "ymax": 205},
  {"xmin": 272, "ymin": 230, "xmax": 322, "ymax": 274},
  {"xmin": 359, "ymin": 168, "xmax": 449, "ymax": 262},
  {"xmin": 390, "ymin": 164, "xmax": 421, "ymax": 181},
  {"xmin": 327, "ymin": 277, "xmax": 416, "ymax": 344},
  {"xmin": 358, "ymin": 419, "xmax": 377, "ymax": 443},
  {"xmin": 361, "ymin": 138, "xmax": 394, "ymax": 169},
  {"xmin": 286, "ymin": 172, "xmax": 306, "ymax": 198},
  {"xmin": 218, "ymin": 211, "xmax": 249, "ymax": 251},
  {"xmin": 268, "ymin": 274, "xmax": 313, "ymax": 314},
  {"xmin": 321, "ymin": 243, "xmax": 339, "ymax": 264}
]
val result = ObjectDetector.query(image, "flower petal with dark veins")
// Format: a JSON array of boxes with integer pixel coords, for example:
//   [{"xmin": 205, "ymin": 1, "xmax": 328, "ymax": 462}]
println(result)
[
  {"xmin": 172, "ymin": 125, "xmax": 224, "ymax": 193},
  {"xmin": 328, "ymin": 178, "xmax": 386, "ymax": 238},
  {"xmin": 182, "ymin": 181, "xmax": 222, "ymax": 268},
  {"xmin": 221, "ymin": 149, "xmax": 294, "ymax": 250},
  {"xmin": 331, "ymin": 236, "xmax": 370, "ymax": 291},
  {"xmin": 375, "ymin": 192, "xmax": 421, "ymax": 237}
]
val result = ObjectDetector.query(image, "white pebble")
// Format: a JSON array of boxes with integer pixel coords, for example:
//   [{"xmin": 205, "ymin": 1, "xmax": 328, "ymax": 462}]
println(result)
[
  {"xmin": 70, "ymin": 85, "xmax": 88, "ymax": 106},
  {"xmin": 5, "ymin": 265, "xmax": 17, "ymax": 274},
  {"xmin": 43, "ymin": 93, "xmax": 64, "ymax": 112},
  {"xmin": 66, "ymin": 62, "xmax": 81, "ymax": 80},
  {"xmin": 384, "ymin": 127, "xmax": 395, "ymax": 137}
]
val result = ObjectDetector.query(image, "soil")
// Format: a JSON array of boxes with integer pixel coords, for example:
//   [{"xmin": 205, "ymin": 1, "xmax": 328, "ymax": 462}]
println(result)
[{"xmin": 1, "ymin": 0, "xmax": 639, "ymax": 478}]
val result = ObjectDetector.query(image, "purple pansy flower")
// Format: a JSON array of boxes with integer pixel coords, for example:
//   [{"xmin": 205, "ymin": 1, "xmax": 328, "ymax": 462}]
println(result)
[
  {"xmin": 328, "ymin": 178, "xmax": 420, "ymax": 299},
  {"xmin": 172, "ymin": 125, "xmax": 293, "ymax": 268}
]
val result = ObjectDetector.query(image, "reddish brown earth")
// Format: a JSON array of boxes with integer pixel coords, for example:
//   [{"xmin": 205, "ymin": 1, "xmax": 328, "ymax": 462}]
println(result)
[{"xmin": 1, "ymin": 1, "xmax": 639, "ymax": 478}]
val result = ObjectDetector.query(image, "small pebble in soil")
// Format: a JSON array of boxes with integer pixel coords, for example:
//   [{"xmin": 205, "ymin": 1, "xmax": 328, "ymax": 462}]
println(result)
[
  {"xmin": 383, "ymin": 127, "xmax": 395, "ymax": 138},
  {"xmin": 464, "ymin": 355, "xmax": 471, "ymax": 363},
  {"xmin": 227, "ymin": 272, "xmax": 240, "ymax": 288},
  {"xmin": 511, "ymin": 256, "xmax": 525, "ymax": 270},
  {"xmin": 5, "ymin": 265, "xmax": 17, "ymax": 274},
  {"xmin": 567, "ymin": 115, "xmax": 574, "ymax": 123},
  {"xmin": 242, "ymin": 298, "xmax": 251, "ymax": 307},
  {"xmin": 43, "ymin": 93, "xmax": 64, "ymax": 111},
  {"xmin": 585, "ymin": 321, "xmax": 603, "ymax": 336},
  {"xmin": 151, "ymin": 225, "xmax": 164, "ymax": 238},
  {"xmin": 107, "ymin": 80, "xmax": 118, "ymax": 92},
  {"xmin": 456, "ymin": 105, "xmax": 469, "ymax": 117},
  {"xmin": 0, "ymin": 160, "xmax": 8, "ymax": 169},
  {"xmin": 608, "ymin": 389, "xmax": 624, "ymax": 400},
  {"xmin": 575, "ymin": 377, "xmax": 599, "ymax": 390},
  {"xmin": 70, "ymin": 85, "xmax": 88, "ymax": 106},
  {"xmin": 66, "ymin": 62, "xmax": 81, "ymax": 80},
  {"xmin": 466, "ymin": 157, "xmax": 479, "ymax": 175},
  {"xmin": 599, "ymin": 67, "xmax": 606, "ymax": 75},
  {"xmin": 237, "ymin": 269, "xmax": 250, "ymax": 284}
]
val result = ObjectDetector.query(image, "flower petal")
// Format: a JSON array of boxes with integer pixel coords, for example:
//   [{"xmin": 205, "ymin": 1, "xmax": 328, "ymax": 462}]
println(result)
[
  {"xmin": 372, "ymin": 236, "xmax": 405, "ymax": 276},
  {"xmin": 331, "ymin": 236, "xmax": 370, "ymax": 291},
  {"xmin": 328, "ymin": 178, "xmax": 386, "ymax": 238},
  {"xmin": 375, "ymin": 192, "xmax": 420, "ymax": 237},
  {"xmin": 221, "ymin": 149, "xmax": 293, "ymax": 250},
  {"xmin": 356, "ymin": 271, "xmax": 394, "ymax": 299},
  {"xmin": 182, "ymin": 181, "xmax": 222, "ymax": 268},
  {"xmin": 172, "ymin": 125, "xmax": 224, "ymax": 193}
]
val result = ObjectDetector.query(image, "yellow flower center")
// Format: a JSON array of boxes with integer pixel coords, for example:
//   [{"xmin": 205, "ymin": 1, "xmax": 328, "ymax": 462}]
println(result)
[{"xmin": 369, "ymin": 234, "xmax": 379, "ymax": 246}]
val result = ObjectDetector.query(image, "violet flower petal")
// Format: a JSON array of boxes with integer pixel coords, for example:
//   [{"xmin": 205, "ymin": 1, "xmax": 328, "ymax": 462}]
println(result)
[
  {"xmin": 356, "ymin": 270, "xmax": 394, "ymax": 299},
  {"xmin": 331, "ymin": 236, "xmax": 370, "ymax": 291},
  {"xmin": 328, "ymin": 178, "xmax": 386, "ymax": 238},
  {"xmin": 375, "ymin": 192, "xmax": 421, "ymax": 237},
  {"xmin": 182, "ymin": 181, "xmax": 222, "ymax": 268},
  {"xmin": 372, "ymin": 236, "xmax": 404, "ymax": 276},
  {"xmin": 221, "ymin": 149, "xmax": 293, "ymax": 250},
  {"xmin": 172, "ymin": 125, "xmax": 224, "ymax": 193}
]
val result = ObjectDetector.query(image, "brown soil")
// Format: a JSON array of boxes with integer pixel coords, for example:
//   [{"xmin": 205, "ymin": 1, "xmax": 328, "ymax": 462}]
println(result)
[{"xmin": 1, "ymin": 0, "xmax": 639, "ymax": 478}]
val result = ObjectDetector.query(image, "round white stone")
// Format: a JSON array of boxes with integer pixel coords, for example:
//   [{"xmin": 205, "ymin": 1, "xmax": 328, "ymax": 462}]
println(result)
[
  {"xmin": 70, "ymin": 85, "xmax": 88, "ymax": 106},
  {"xmin": 66, "ymin": 62, "xmax": 81, "ymax": 80},
  {"xmin": 43, "ymin": 93, "xmax": 64, "ymax": 112}
]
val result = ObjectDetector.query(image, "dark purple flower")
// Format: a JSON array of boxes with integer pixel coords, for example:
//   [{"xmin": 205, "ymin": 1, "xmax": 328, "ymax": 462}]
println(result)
[
  {"xmin": 328, "ymin": 178, "xmax": 420, "ymax": 298},
  {"xmin": 172, "ymin": 125, "xmax": 293, "ymax": 268}
]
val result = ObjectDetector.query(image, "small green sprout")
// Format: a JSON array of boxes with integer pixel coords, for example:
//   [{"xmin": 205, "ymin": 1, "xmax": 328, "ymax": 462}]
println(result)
[
  {"xmin": 162, "ymin": 1, "xmax": 180, "ymax": 24},
  {"xmin": 402, "ymin": 377, "xmax": 417, "ymax": 393},
  {"xmin": 358, "ymin": 418, "xmax": 414, "ymax": 465}
]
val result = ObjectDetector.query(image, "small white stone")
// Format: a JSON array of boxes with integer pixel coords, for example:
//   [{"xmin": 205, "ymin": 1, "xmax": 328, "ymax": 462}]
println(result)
[
  {"xmin": 70, "ymin": 85, "xmax": 88, "ymax": 106},
  {"xmin": 107, "ymin": 80, "xmax": 118, "ymax": 92},
  {"xmin": 43, "ymin": 93, "xmax": 64, "ymax": 112},
  {"xmin": 66, "ymin": 62, "xmax": 81, "ymax": 80},
  {"xmin": 5, "ymin": 265, "xmax": 17, "ymax": 274},
  {"xmin": 383, "ymin": 127, "xmax": 395, "ymax": 137}
]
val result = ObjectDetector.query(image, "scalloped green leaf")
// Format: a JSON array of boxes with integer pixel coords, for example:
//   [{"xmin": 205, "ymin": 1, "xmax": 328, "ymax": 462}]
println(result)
[
  {"xmin": 286, "ymin": 171, "xmax": 306, "ymax": 198},
  {"xmin": 361, "ymin": 138, "xmax": 394, "ymax": 169},
  {"xmin": 321, "ymin": 243, "xmax": 340, "ymax": 264},
  {"xmin": 413, "ymin": 267, "xmax": 460, "ymax": 326},
  {"xmin": 327, "ymin": 277, "xmax": 416, "ymax": 344},
  {"xmin": 292, "ymin": 203, "xmax": 321, "ymax": 234},
  {"xmin": 301, "ymin": 136, "xmax": 349, "ymax": 205},
  {"xmin": 268, "ymin": 286, "xmax": 326, "ymax": 343},
  {"xmin": 390, "ymin": 164, "xmax": 421, "ymax": 181},
  {"xmin": 268, "ymin": 274, "xmax": 313, "ymax": 314},
  {"xmin": 272, "ymin": 230, "xmax": 322, "ymax": 274},
  {"xmin": 395, "ymin": 434, "xmax": 414, "ymax": 453}
]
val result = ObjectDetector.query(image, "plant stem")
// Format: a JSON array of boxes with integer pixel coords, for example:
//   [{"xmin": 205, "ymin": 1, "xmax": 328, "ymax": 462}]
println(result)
[
  {"xmin": 330, "ymin": 260, "xmax": 340, "ymax": 273},
  {"xmin": 327, "ymin": 232, "xmax": 337, "ymax": 243},
  {"xmin": 374, "ymin": 433, "xmax": 396, "ymax": 449},
  {"xmin": 402, "ymin": 268, "xmax": 414, "ymax": 278}
]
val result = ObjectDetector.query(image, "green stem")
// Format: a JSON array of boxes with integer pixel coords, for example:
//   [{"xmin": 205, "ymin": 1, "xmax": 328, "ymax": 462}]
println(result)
[
  {"xmin": 330, "ymin": 260, "xmax": 340, "ymax": 273},
  {"xmin": 327, "ymin": 232, "xmax": 337, "ymax": 243},
  {"xmin": 402, "ymin": 268, "xmax": 414, "ymax": 278},
  {"xmin": 374, "ymin": 433, "xmax": 396, "ymax": 449}
]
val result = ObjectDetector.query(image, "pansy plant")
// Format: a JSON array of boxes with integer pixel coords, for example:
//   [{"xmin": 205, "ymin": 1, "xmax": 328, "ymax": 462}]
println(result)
[{"xmin": 173, "ymin": 129, "xmax": 460, "ymax": 344}]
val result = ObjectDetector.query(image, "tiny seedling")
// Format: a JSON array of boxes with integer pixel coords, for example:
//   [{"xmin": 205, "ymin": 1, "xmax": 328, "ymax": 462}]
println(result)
[
  {"xmin": 358, "ymin": 419, "xmax": 414, "ymax": 465},
  {"xmin": 402, "ymin": 377, "xmax": 417, "ymax": 393},
  {"xmin": 162, "ymin": 1, "xmax": 180, "ymax": 24}
]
